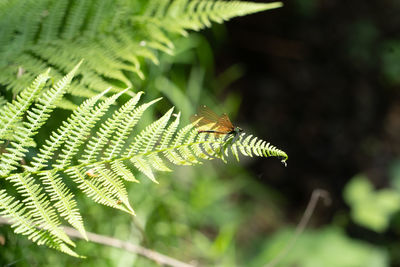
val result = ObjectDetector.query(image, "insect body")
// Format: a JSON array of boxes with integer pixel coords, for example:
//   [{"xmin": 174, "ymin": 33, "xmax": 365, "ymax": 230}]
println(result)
[
  {"xmin": 85, "ymin": 168, "xmax": 98, "ymax": 178},
  {"xmin": 191, "ymin": 106, "xmax": 243, "ymax": 143}
]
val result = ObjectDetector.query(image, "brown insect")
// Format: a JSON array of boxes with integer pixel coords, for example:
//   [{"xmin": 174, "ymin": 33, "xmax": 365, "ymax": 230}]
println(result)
[
  {"xmin": 191, "ymin": 106, "xmax": 243, "ymax": 140},
  {"xmin": 85, "ymin": 168, "xmax": 98, "ymax": 178}
]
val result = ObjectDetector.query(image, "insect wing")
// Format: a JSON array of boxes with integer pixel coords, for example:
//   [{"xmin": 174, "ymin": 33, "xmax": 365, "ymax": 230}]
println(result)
[
  {"xmin": 198, "ymin": 105, "xmax": 220, "ymax": 122},
  {"xmin": 216, "ymin": 114, "xmax": 234, "ymax": 133},
  {"xmin": 191, "ymin": 106, "xmax": 237, "ymax": 135},
  {"xmin": 190, "ymin": 106, "xmax": 219, "ymax": 131},
  {"xmin": 190, "ymin": 114, "xmax": 215, "ymax": 131}
]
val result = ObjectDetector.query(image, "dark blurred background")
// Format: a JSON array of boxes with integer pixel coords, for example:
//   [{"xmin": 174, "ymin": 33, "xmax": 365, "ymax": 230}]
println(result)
[{"xmin": 211, "ymin": 0, "xmax": 400, "ymax": 258}]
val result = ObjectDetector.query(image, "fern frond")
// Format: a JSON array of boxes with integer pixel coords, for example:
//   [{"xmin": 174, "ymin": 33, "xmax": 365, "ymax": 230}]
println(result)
[
  {"xmin": 28, "ymin": 86, "xmax": 109, "ymax": 172},
  {"xmin": 0, "ymin": 0, "xmax": 281, "ymax": 102},
  {"xmin": 0, "ymin": 190, "xmax": 80, "ymax": 257},
  {"xmin": 126, "ymin": 107, "xmax": 174, "ymax": 157},
  {"xmin": 0, "ymin": 189, "xmax": 51, "ymax": 245},
  {"xmin": 102, "ymin": 98, "xmax": 162, "ymax": 160},
  {"xmin": 159, "ymin": 112, "xmax": 181, "ymax": 149},
  {"xmin": 0, "ymin": 2, "xmax": 287, "ymax": 257},
  {"xmin": 54, "ymin": 88, "xmax": 125, "ymax": 169},
  {"xmin": 140, "ymin": 0, "xmax": 283, "ymax": 35},
  {"xmin": 94, "ymin": 105, "xmax": 288, "ymax": 189},
  {"xmin": 0, "ymin": 69, "xmax": 50, "ymax": 141},
  {"xmin": 39, "ymin": 171, "xmax": 87, "ymax": 240},
  {"xmin": 80, "ymin": 91, "xmax": 144, "ymax": 164},
  {"xmin": 93, "ymin": 164, "xmax": 134, "ymax": 214},
  {"xmin": 111, "ymin": 160, "xmax": 139, "ymax": 183},
  {"xmin": 0, "ymin": 63, "xmax": 81, "ymax": 176},
  {"xmin": 1, "ymin": 68, "xmax": 287, "ymax": 256},
  {"xmin": 164, "ymin": 122, "xmax": 198, "ymax": 165},
  {"xmin": 66, "ymin": 167, "xmax": 131, "ymax": 214},
  {"xmin": 6, "ymin": 174, "xmax": 74, "ymax": 246},
  {"xmin": 0, "ymin": 65, "xmax": 86, "ymax": 255},
  {"xmin": 75, "ymin": 97, "xmax": 287, "ymax": 189},
  {"xmin": 130, "ymin": 156, "xmax": 158, "ymax": 183}
]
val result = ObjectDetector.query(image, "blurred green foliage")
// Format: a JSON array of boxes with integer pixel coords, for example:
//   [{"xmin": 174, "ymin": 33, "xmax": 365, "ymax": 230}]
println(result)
[
  {"xmin": 344, "ymin": 175, "xmax": 400, "ymax": 232},
  {"xmin": 251, "ymin": 227, "xmax": 388, "ymax": 267},
  {"xmin": 0, "ymin": 162, "xmax": 286, "ymax": 266},
  {"xmin": 382, "ymin": 41, "xmax": 400, "ymax": 85}
]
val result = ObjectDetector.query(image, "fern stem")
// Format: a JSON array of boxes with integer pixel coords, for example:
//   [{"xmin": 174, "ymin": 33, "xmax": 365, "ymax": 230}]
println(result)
[{"xmin": 2, "ymin": 137, "xmax": 287, "ymax": 180}]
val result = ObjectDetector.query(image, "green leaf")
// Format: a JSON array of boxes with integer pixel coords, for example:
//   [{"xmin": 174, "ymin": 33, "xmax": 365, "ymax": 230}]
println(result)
[
  {"xmin": 252, "ymin": 227, "xmax": 388, "ymax": 267},
  {"xmin": 344, "ymin": 175, "xmax": 400, "ymax": 232}
]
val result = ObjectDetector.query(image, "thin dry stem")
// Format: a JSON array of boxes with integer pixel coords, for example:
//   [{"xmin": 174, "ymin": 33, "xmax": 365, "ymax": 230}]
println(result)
[
  {"xmin": 0, "ymin": 217, "xmax": 195, "ymax": 267},
  {"xmin": 264, "ymin": 189, "xmax": 331, "ymax": 267}
]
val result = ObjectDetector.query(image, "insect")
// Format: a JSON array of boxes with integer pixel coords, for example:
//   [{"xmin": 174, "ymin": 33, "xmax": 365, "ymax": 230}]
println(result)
[
  {"xmin": 85, "ymin": 168, "xmax": 98, "ymax": 178},
  {"xmin": 191, "ymin": 106, "xmax": 243, "ymax": 143}
]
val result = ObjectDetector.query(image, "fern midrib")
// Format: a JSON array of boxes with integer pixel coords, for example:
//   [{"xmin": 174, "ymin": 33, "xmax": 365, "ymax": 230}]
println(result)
[
  {"xmin": 1, "ymin": 140, "xmax": 223, "ymax": 179},
  {"xmin": 1, "ymin": 137, "xmax": 287, "ymax": 180}
]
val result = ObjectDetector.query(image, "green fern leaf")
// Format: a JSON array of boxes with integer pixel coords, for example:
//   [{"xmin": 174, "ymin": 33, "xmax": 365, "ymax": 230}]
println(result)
[
  {"xmin": 149, "ymin": 154, "xmax": 173, "ymax": 172},
  {"xmin": 111, "ymin": 160, "xmax": 139, "ymax": 183},
  {"xmin": 131, "ymin": 156, "xmax": 158, "ymax": 183},
  {"xmin": 54, "ymin": 88, "xmax": 125, "ymax": 169},
  {"xmin": 0, "ymin": 67, "xmax": 287, "ymax": 256},
  {"xmin": 163, "ymin": 121, "xmax": 194, "ymax": 165},
  {"xmin": 0, "ymin": 189, "xmax": 80, "ymax": 257},
  {"xmin": 126, "ymin": 107, "xmax": 174, "ymax": 157},
  {"xmin": 102, "ymin": 98, "xmax": 162, "ymax": 160},
  {"xmin": 81, "ymin": 91, "xmax": 144, "ymax": 164},
  {"xmin": 0, "ymin": 2, "xmax": 288, "ymax": 256},
  {"xmin": 140, "ymin": 0, "xmax": 283, "ymax": 35},
  {"xmin": 159, "ymin": 112, "xmax": 181, "ymax": 149},
  {"xmin": 94, "ymin": 165, "xmax": 134, "ymax": 214},
  {"xmin": 0, "ymin": 190, "xmax": 53, "ymax": 246},
  {"xmin": 6, "ymin": 174, "xmax": 74, "ymax": 246},
  {"xmin": 0, "ymin": 62, "xmax": 81, "ymax": 176},
  {"xmin": 39, "ymin": 171, "xmax": 87, "ymax": 240},
  {"xmin": 66, "ymin": 167, "xmax": 132, "ymax": 214},
  {"xmin": 0, "ymin": 69, "xmax": 50, "ymax": 141},
  {"xmin": 0, "ymin": 0, "xmax": 281, "ymax": 103}
]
